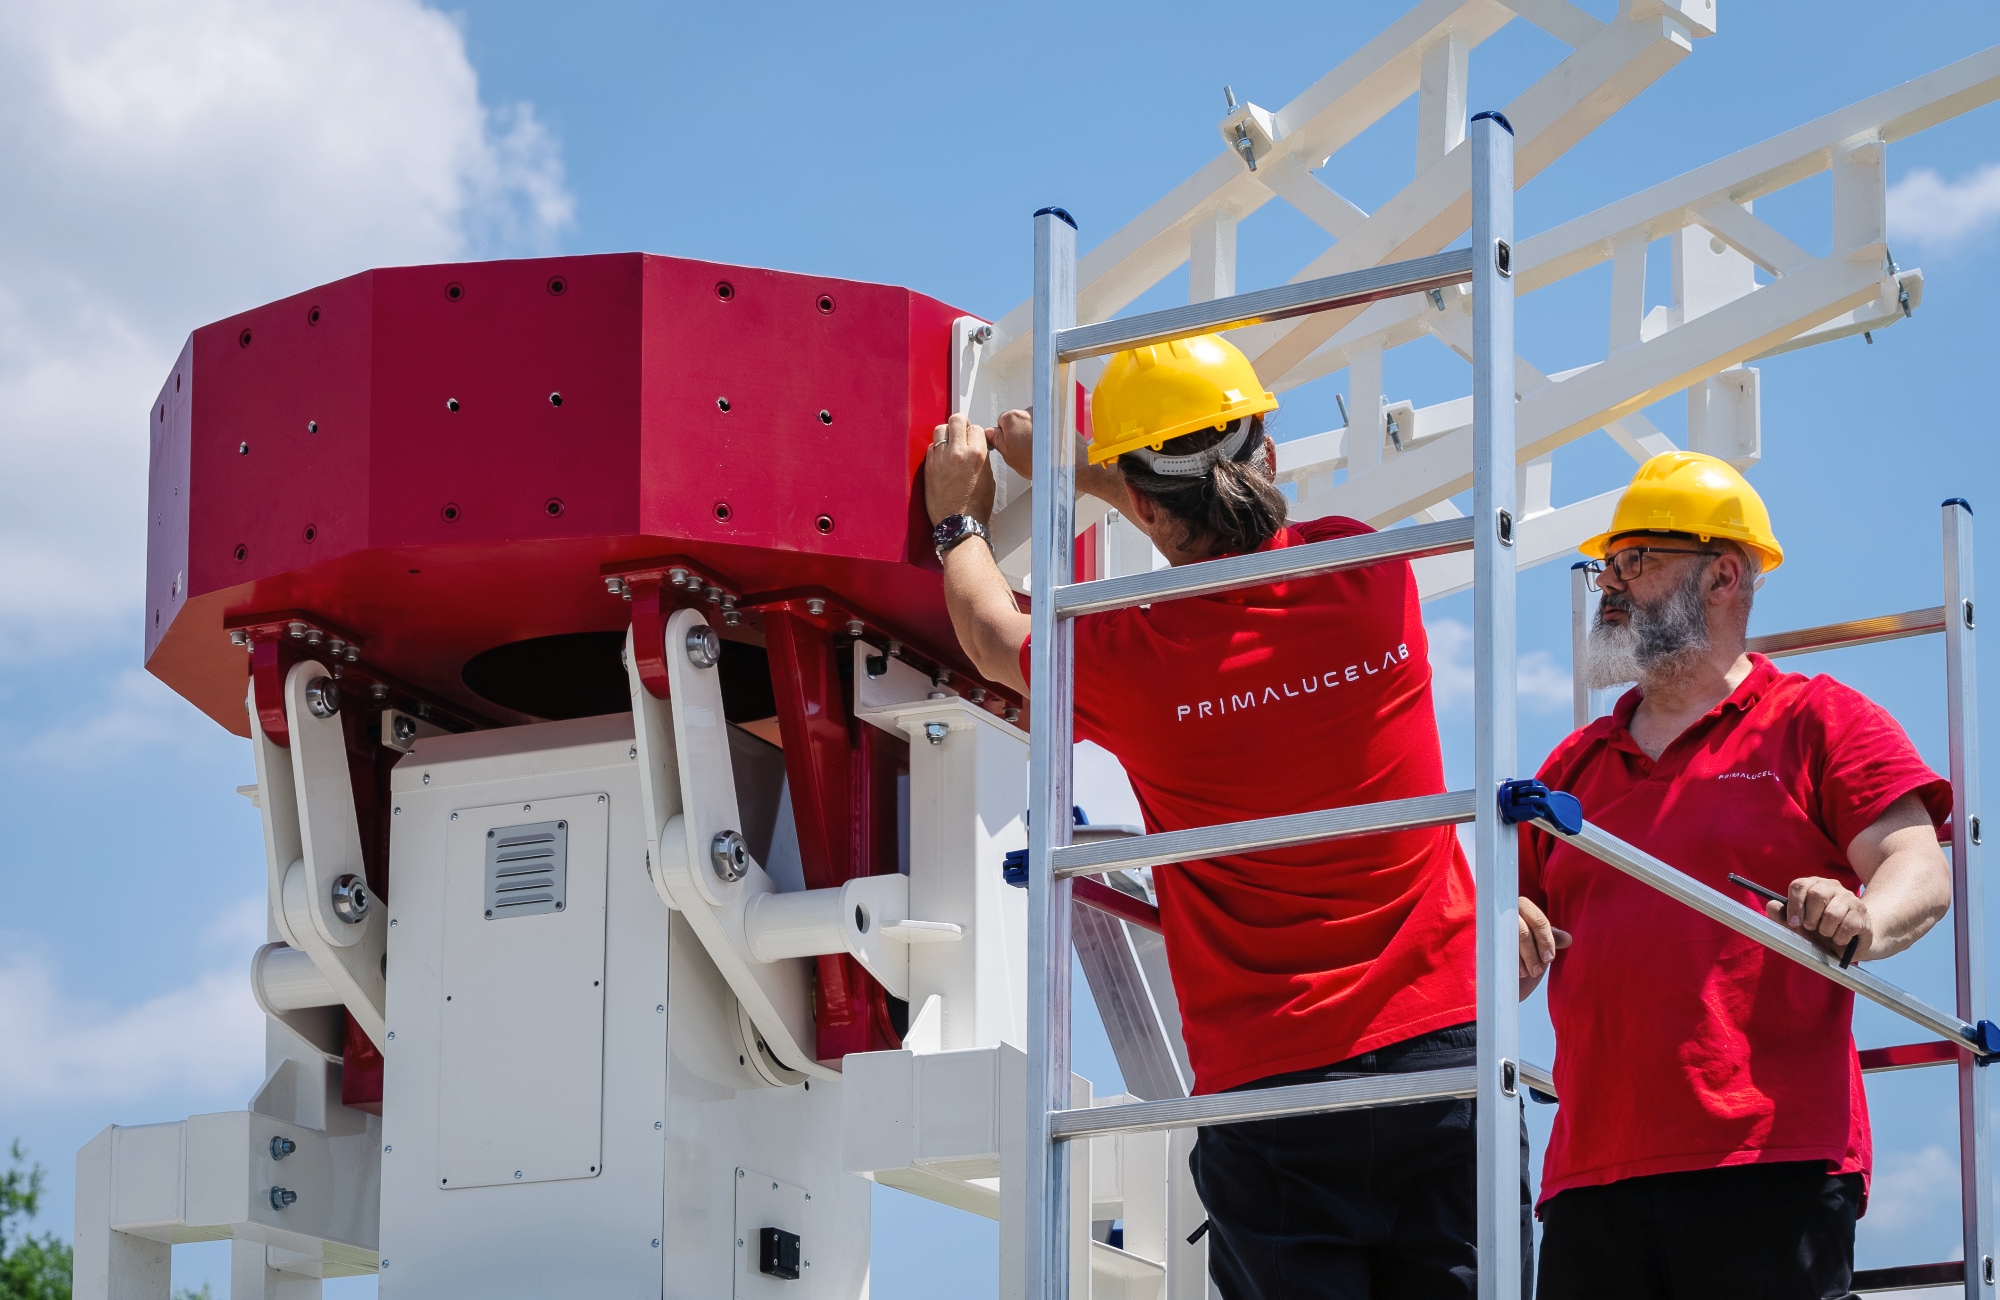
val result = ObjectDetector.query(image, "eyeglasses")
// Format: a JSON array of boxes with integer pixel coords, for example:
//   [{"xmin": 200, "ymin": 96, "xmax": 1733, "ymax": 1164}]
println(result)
[{"xmin": 1581, "ymin": 547, "xmax": 1722, "ymax": 591}]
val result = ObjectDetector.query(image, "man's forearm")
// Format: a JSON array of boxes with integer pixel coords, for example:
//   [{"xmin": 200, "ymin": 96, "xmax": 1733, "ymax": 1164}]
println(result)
[
  {"xmin": 941, "ymin": 537, "xmax": 1030, "ymax": 694},
  {"xmin": 1860, "ymin": 850, "xmax": 1952, "ymax": 958}
]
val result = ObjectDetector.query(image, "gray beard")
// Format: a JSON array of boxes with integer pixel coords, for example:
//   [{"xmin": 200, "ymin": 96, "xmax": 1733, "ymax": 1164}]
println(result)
[{"xmin": 1581, "ymin": 567, "xmax": 1712, "ymax": 692}]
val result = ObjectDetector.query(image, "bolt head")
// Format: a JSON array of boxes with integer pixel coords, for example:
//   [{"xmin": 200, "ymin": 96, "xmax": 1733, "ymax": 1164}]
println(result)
[
  {"xmin": 845, "ymin": 619, "xmax": 865, "ymax": 637},
  {"xmin": 305, "ymin": 676, "xmax": 341, "ymax": 719},
  {"xmin": 924, "ymin": 721, "xmax": 949, "ymax": 746},
  {"xmin": 710, "ymin": 829, "xmax": 750, "ymax": 882},
  {"xmin": 686, "ymin": 623, "xmax": 722, "ymax": 669},
  {"xmin": 806, "ymin": 597, "xmax": 826, "ymax": 615},
  {"xmin": 331, "ymin": 874, "xmax": 371, "ymax": 923}
]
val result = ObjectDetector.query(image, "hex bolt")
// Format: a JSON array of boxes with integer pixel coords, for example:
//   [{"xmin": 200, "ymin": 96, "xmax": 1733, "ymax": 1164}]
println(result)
[
  {"xmin": 845, "ymin": 619, "xmax": 864, "ymax": 637},
  {"xmin": 269, "ymin": 1136, "xmax": 296, "ymax": 1160},
  {"xmin": 924, "ymin": 722, "xmax": 949, "ymax": 746},
  {"xmin": 327, "ymin": 639, "xmax": 346, "ymax": 657},
  {"xmin": 887, "ymin": 640, "xmax": 903, "ymax": 658},
  {"xmin": 270, "ymin": 1187, "xmax": 297, "ymax": 1210},
  {"xmin": 806, "ymin": 598, "xmax": 826, "ymax": 615},
  {"xmin": 724, "ymin": 610, "xmax": 741, "ymax": 626},
  {"xmin": 229, "ymin": 629, "xmax": 248, "ymax": 646},
  {"xmin": 711, "ymin": 829, "xmax": 750, "ymax": 882},
  {"xmin": 305, "ymin": 676, "xmax": 341, "ymax": 718},
  {"xmin": 1006, "ymin": 707, "xmax": 1020, "ymax": 724},
  {"xmin": 304, "ymin": 628, "xmax": 324, "ymax": 647},
  {"xmin": 705, "ymin": 585, "xmax": 723, "ymax": 605},
  {"xmin": 972, "ymin": 323, "xmax": 994, "ymax": 344},
  {"xmin": 370, "ymin": 683, "xmax": 389, "ymax": 701},
  {"xmin": 287, "ymin": 621, "xmax": 307, "ymax": 639},
  {"xmin": 393, "ymin": 715, "xmax": 418, "ymax": 743},
  {"xmin": 686, "ymin": 624, "xmax": 722, "ymax": 669},
  {"xmin": 668, "ymin": 567, "xmax": 688, "ymax": 587},
  {"xmin": 970, "ymin": 688, "xmax": 987, "ymax": 704}
]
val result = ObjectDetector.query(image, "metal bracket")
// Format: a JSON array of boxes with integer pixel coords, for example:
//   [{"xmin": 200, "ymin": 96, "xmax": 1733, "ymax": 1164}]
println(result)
[
  {"xmin": 626, "ymin": 608, "xmax": 834, "ymax": 1080},
  {"xmin": 245, "ymin": 665, "xmax": 387, "ymax": 1049}
]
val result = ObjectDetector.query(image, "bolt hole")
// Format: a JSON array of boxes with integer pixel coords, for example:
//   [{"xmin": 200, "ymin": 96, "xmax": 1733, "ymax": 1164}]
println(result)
[
  {"xmin": 816, "ymin": 294, "xmax": 835, "ymax": 314},
  {"xmin": 238, "ymin": 328, "xmax": 253, "ymax": 348},
  {"xmin": 548, "ymin": 391, "xmax": 563, "ymax": 407},
  {"xmin": 307, "ymin": 305, "xmax": 322, "ymax": 325},
  {"xmin": 715, "ymin": 281, "xmax": 734, "ymax": 301},
  {"xmin": 234, "ymin": 544, "xmax": 248, "ymax": 562},
  {"xmin": 716, "ymin": 396, "xmax": 731, "ymax": 412},
  {"xmin": 818, "ymin": 409, "xmax": 833, "ymax": 425},
  {"xmin": 306, "ymin": 420, "xmax": 318, "ymax": 434},
  {"xmin": 175, "ymin": 373, "xmax": 181, "ymax": 392},
  {"xmin": 303, "ymin": 525, "xmax": 317, "ymax": 544},
  {"xmin": 714, "ymin": 502, "xmax": 732, "ymax": 522},
  {"xmin": 816, "ymin": 514, "xmax": 834, "ymax": 535},
  {"xmin": 445, "ymin": 282, "xmax": 464, "ymax": 302},
  {"xmin": 158, "ymin": 405, "xmax": 164, "ymax": 422},
  {"xmin": 441, "ymin": 503, "xmax": 461, "ymax": 523},
  {"xmin": 854, "ymin": 904, "xmax": 869, "ymax": 934},
  {"xmin": 547, "ymin": 275, "xmax": 567, "ymax": 296},
  {"xmin": 445, "ymin": 397, "xmax": 460, "ymax": 412},
  {"xmin": 545, "ymin": 498, "xmax": 565, "ymax": 517}
]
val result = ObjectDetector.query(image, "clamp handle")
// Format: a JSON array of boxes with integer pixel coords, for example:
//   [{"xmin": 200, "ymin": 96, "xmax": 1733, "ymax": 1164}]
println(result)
[{"xmin": 1497, "ymin": 779, "xmax": 1583, "ymax": 835}]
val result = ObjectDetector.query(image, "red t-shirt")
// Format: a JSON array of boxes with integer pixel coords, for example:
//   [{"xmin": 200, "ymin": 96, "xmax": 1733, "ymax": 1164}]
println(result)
[
  {"xmin": 1022, "ymin": 516, "xmax": 1475, "ymax": 1094},
  {"xmin": 1520, "ymin": 655, "xmax": 1949, "ymax": 1207}
]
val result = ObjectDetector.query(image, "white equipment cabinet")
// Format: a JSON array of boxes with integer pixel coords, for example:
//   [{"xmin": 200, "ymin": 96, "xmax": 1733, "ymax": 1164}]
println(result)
[{"xmin": 375, "ymin": 713, "xmax": 867, "ymax": 1299}]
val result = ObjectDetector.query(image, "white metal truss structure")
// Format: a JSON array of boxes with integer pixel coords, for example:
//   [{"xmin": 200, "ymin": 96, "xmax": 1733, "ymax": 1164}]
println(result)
[{"xmin": 955, "ymin": 1, "xmax": 2000, "ymax": 607}]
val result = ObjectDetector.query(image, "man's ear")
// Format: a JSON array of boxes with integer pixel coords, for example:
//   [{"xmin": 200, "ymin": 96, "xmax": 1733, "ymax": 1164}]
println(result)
[{"xmin": 1707, "ymin": 547, "xmax": 1749, "ymax": 605}]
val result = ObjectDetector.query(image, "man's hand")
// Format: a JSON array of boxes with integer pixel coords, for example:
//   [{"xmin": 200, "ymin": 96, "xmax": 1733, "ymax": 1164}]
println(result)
[
  {"xmin": 926, "ymin": 413, "xmax": 996, "ymax": 528},
  {"xmin": 1768, "ymin": 877, "xmax": 1874, "ymax": 961},
  {"xmin": 991, "ymin": 409, "xmax": 1034, "ymax": 482},
  {"xmin": 1518, "ymin": 897, "xmax": 1572, "ymax": 999}
]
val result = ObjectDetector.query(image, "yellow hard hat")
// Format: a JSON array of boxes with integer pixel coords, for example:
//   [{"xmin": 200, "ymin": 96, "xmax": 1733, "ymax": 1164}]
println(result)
[
  {"xmin": 1581, "ymin": 450, "xmax": 1784, "ymax": 572},
  {"xmin": 1088, "ymin": 333, "xmax": 1278, "ymax": 465}
]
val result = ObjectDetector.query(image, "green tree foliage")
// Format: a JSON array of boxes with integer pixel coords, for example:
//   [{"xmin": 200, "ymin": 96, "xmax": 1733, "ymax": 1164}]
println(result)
[{"xmin": 0, "ymin": 1141, "xmax": 72, "ymax": 1300}]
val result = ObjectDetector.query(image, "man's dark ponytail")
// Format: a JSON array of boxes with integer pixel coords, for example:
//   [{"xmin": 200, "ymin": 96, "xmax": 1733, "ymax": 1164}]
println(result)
[{"xmin": 1117, "ymin": 415, "xmax": 1286, "ymax": 557}]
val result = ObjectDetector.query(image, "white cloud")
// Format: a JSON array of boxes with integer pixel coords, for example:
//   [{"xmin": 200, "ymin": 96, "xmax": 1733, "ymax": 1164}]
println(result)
[
  {"xmin": 0, "ymin": 943, "xmax": 265, "ymax": 1106},
  {"xmin": 1887, "ymin": 162, "xmax": 2000, "ymax": 250},
  {"xmin": 1427, "ymin": 617, "xmax": 1574, "ymax": 714},
  {"xmin": 6, "ymin": 666, "xmax": 240, "ymax": 769},
  {"xmin": 0, "ymin": 0, "xmax": 573, "ymax": 658},
  {"xmin": 1861, "ymin": 1142, "xmax": 1958, "ymax": 1240}
]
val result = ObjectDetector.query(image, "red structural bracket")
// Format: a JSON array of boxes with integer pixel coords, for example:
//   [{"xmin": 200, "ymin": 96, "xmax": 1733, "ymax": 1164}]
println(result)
[
  {"xmin": 1857, "ymin": 1039, "xmax": 1960, "ymax": 1072},
  {"xmin": 227, "ymin": 610, "xmax": 364, "ymax": 747},
  {"xmin": 1073, "ymin": 877, "xmax": 1163, "ymax": 934}
]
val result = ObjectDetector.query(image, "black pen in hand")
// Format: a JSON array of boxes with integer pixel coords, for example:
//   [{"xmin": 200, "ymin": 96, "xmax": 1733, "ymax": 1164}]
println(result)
[{"xmin": 1728, "ymin": 873, "xmax": 1860, "ymax": 969}]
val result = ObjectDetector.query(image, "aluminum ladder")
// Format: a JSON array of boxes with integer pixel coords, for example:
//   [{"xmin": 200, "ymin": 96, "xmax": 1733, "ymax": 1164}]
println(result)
[{"xmin": 1021, "ymin": 110, "xmax": 1526, "ymax": 1300}]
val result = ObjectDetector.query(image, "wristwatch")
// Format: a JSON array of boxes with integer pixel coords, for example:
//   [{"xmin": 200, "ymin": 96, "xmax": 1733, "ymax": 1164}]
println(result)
[{"xmin": 932, "ymin": 513, "xmax": 991, "ymax": 561}]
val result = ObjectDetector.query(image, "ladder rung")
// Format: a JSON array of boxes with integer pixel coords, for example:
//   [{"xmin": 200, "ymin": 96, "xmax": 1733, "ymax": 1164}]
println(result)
[
  {"xmin": 1858, "ymin": 1039, "xmax": 1960, "ymax": 1073},
  {"xmin": 1852, "ymin": 1260, "xmax": 1965, "ymax": 1292},
  {"xmin": 1051, "ymin": 790, "xmax": 1477, "ymax": 878},
  {"xmin": 1053, "ymin": 517, "xmax": 1475, "ymax": 620},
  {"xmin": 1054, "ymin": 249, "xmax": 1475, "ymax": 362},
  {"xmin": 1050, "ymin": 1066, "xmax": 1476, "ymax": 1141},
  {"xmin": 1746, "ymin": 605, "xmax": 1945, "ymax": 659}
]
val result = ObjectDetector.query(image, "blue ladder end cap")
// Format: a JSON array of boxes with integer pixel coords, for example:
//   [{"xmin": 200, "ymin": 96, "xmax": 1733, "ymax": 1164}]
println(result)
[
  {"xmin": 1498, "ymin": 779, "xmax": 1583, "ymax": 835},
  {"xmin": 1033, "ymin": 207, "xmax": 1078, "ymax": 230},
  {"xmin": 1002, "ymin": 848, "xmax": 1029, "ymax": 889},
  {"xmin": 1470, "ymin": 110, "xmax": 1515, "ymax": 136},
  {"xmin": 1972, "ymin": 1019, "xmax": 2000, "ymax": 1058},
  {"xmin": 1944, "ymin": 497, "xmax": 1974, "ymax": 515}
]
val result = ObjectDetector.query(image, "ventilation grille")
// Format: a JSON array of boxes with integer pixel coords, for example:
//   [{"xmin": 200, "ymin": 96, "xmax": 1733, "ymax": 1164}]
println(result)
[{"xmin": 484, "ymin": 819, "xmax": 569, "ymax": 920}]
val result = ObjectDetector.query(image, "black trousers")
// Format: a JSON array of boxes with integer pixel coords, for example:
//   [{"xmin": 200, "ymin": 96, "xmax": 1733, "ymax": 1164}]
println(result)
[
  {"xmin": 1537, "ymin": 1161, "xmax": 1863, "ymax": 1300},
  {"xmin": 1189, "ymin": 1023, "xmax": 1533, "ymax": 1300}
]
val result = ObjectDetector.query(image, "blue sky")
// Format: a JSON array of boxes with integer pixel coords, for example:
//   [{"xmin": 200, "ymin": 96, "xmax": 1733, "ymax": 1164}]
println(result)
[{"xmin": 4, "ymin": 1, "xmax": 2000, "ymax": 1295}]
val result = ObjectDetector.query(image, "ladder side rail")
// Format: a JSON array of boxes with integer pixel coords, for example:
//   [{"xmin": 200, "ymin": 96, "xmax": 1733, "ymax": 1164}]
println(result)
[
  {"xmin": 1468, "ymin": 110, "xmax": 1523, "ymax": 1300},
  {"xmin": 1053, "ymin": 517, "xmax": 1473, "ymax": 618},
  {"xmin": 1530, "ymin": 815, "xmax": 1989, "ymax": 1054},
  {"xmin": 1942, "ymin": 499, "xmax": 1993, "ymax": 1298},
  {"xmin": 1051, "ymin": 789, "xmax": 1478, "ymax": 878},
  {"xmin": 1053, "ymin": 248, "xmax": 1475, "ymax": 361},
  {"xmin": 1025, "ymin": 208, "xmax": 1079, "ymax": 1300},
  {"xmin": 1570, "ymin": 563, "xmax": 1591, "ymax": 731}
]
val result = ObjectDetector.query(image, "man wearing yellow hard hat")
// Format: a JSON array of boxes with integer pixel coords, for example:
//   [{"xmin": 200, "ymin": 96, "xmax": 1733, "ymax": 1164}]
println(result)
[
  {"xmin": 1515, "ymin": 451, "xmax": 1954, "ymax": 1299},
  {"xmin": 926, "ymin": 333, "xmax": 1528, "ymax": 1299}
]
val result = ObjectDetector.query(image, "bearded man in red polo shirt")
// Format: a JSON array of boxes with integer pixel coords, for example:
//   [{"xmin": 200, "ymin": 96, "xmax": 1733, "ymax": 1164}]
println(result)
[
  {"xmin": 924, "ymin": 333, "xmax": 1530, "ymax": 1300},
  {"xmin": 1517, "ymin": 451, "xmax": 1953, "ymax": 1300}
]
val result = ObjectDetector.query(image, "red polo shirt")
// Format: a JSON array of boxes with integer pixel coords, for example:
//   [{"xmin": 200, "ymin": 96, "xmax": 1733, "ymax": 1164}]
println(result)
[
  {"xmin": 1023, "ymin": 516, "xmax": 1475, "ymax": 1094},
  {"xmin": 1520, "ymin": 655, "xmax": 1949, "ymax": 1207}
]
